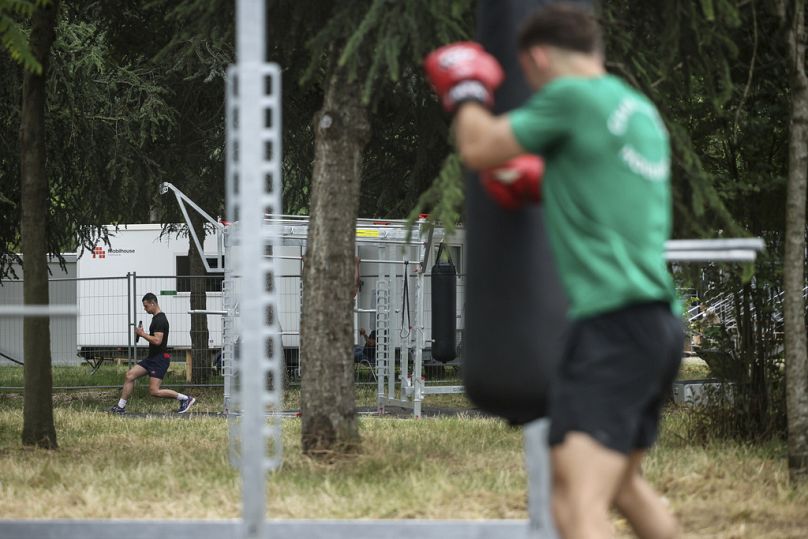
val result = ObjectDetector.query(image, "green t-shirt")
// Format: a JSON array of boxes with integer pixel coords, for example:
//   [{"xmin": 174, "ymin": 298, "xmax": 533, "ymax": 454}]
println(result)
[{"xmin": 509, "ymin": 75, "xmax": 677, "ymax": 320}]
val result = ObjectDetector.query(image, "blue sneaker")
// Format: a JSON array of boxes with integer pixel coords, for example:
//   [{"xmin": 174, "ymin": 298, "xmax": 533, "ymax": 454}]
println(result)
[
  {"xmin": 108, "ymin": 405, "xmax": 126, "ymax": 415},
  {"xmin": 178, "ymin": 396, "xmax": 196, "ymax": 414}
]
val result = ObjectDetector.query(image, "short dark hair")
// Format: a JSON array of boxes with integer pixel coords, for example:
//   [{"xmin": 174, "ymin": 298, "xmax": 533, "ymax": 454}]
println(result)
[
  {"xmin": 517, "ymin": 3, "xmax": 603, "ymax": 55},
  {"xmin": 142, "ymin": 292, "xmax": 158, "ymax": 304}
]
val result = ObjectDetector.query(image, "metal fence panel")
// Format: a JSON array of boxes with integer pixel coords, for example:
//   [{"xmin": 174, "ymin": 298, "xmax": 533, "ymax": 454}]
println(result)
[
  {"xmin": 0, "ymin": 277, "xmax": 79, "ymax": 366},
  {"xmin": 76, "ymin": 276, "xmax": 130, "ymax": 364}
]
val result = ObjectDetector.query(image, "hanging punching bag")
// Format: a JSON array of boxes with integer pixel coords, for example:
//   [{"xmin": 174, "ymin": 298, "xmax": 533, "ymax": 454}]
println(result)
[
  {"xmin": 431, "ymin": 244, "xmax": 457, "ymax": 363},
  {"xmin": 463, "ymin": 0, "xmax": 590, "ymax": 425}
]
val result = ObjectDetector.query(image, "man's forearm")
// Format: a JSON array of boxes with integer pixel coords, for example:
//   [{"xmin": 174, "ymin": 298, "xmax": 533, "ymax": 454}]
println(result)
[
  {"xmin": 454, "ymin": 103, "xmax": 498, "ymax": 168},
  {"xmin": 454, "ymin": 103, "xmax": 524, "ymax": 170}
]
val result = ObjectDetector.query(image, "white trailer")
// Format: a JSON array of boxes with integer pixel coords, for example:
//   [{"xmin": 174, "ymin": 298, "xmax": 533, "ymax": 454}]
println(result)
[
  {"xmin": 75, "ymin": 224, "xmax": 223, "ymax": 355},
  {"xmin": 75, "ymin": 223, "xmax": 304, "ymax": 355}
]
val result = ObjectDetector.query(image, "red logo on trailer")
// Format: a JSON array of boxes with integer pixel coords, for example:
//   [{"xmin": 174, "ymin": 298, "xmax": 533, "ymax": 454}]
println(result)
[{"xmin": 92, "ymin": 246, "xmax": 106, "ymax": 259}]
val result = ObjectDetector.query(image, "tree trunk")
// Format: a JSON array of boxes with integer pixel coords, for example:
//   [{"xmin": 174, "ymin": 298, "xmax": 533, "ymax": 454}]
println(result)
[
  {"xmin": 780, "ymin": 0, "xmax": 808, "ymax": 484},
  {"xmin": 300, "ymin": 69, "xmax": 370, "ymax": 456},
  {"xmin": 20, "ymin": 0, "xmax": 59, "ymax": 449},
  {"xmin": 189, "ymin": 214, "xmax": 211, "ymax": 384}
]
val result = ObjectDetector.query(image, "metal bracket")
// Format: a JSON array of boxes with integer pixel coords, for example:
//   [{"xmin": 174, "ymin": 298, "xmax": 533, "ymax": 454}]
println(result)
[{"xmin": 158, "ymin": 181, "xmax": 225, "ymax": 274}]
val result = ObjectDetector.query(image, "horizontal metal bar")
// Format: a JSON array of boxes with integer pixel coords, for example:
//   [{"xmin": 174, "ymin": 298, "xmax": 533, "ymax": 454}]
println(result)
[
  {"xmin": 135, "ymin": 275, "xmax": 225, "ymax": 280},
  {"xmin": 277, "ymin": 234, "xmax": 426, "ymax": 246},
  {"xmin": 267, "ymin": 255, "xmax": 303, "ymax": 261},
  {"xmin": 379, "ymin": 397, "xmax": 414, "ymax": 408},
  {"xmin": 52, "ymin": 275, "xmax": 129, "ymax": 282},
  {"xmin": 187, "ymin": 310, "xmax": 228, "ymax": 315},
  {"xmin": 358, "ymin": 259, "xmax": 415, "ymax": 266},
  {"xmin": 421, "ymin": 385, "xmax": 465, "ymax": 395},
  {"xmin": 0, "ymin": 305, "xmax": 78, "ymax": 318},
  {"xmin": 665, "ymin": 250, "xmax": 759, "ymax": 262},
  {"xmin": 0, "ymin": 520, "xmax": 531, "ymax": 539},
  {"xmin": 266, "ymin": 213, "xmax": 430, "ymax": 226},
  {"xmin": 0, "ymin": 276, "xmax": 126, "ymax": 283},
  {"xmin": 666, "ymin": 238, "xmax": 765, "ymax": 252},
  {"xmin": 266, "ymin": 213, "xmax": 429, "ymax": 227}
]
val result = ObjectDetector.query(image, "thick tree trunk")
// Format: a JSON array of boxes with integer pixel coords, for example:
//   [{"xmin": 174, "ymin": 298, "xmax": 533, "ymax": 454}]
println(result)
[
  {"xmin": 780, "ymin": 0, "xmax": 808, "ymax": 484},
  {"xmin": 20, "ymin": 0, "xmax": 59, "ymax": 449},
  {"xmin": 189, "ymin": 215, "xmax": 211, "ymax": 383},
  {"xmin": 300, "ymin": 69, "xmax": 370, "ymax": 456}
]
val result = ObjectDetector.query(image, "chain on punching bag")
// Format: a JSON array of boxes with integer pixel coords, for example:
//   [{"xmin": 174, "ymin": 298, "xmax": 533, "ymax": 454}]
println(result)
[{"xmin": 463, "ymin": 0, "xmax": 590, "ymax": 425}]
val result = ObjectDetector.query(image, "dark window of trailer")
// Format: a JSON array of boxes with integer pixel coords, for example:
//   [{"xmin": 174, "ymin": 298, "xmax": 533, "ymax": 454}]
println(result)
[{"xmin": 176, "ymin": 256, "xmax": 225, "ymax": 292}]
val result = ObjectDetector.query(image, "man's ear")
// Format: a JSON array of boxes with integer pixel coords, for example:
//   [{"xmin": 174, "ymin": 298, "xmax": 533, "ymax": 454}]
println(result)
[{"xmin": 528, "ymin": 46, "xmax": 550, "ymax": 71}]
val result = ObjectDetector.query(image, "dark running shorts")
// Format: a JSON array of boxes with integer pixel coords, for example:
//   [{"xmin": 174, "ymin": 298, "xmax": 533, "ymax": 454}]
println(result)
[
  {"xmin": 548, "ymin": 301, "xmax": 684, "ymax": 455},
  {"xmin": 138, "ymin": 352, "xmax": 171, "ymax": 380}
]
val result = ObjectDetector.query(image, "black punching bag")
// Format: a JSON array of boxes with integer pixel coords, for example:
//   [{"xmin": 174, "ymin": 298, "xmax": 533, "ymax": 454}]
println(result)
[
  {"xmin": 463, "ymin": 0, "xmax": 589, "ymax": 425},
  {"xmin": 431, "ymin": 244, "xmax": 457, "ymax": 363}
]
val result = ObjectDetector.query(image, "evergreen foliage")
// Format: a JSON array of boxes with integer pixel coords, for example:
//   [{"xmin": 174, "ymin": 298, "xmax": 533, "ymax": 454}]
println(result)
[
  {"xmin": 0, "ymin": 0, "xmax": 45, "ymax": 73},
  {"xmin": 601, "ymin": 1, "xmax": 791, "ymax": 440},
  {"xmin": 0, "ymin": 10, "xmax": 175, "ymax": 279},
  {"xmin": 275, "ymin": 0, "xmax": 472, "ymax": 223}
]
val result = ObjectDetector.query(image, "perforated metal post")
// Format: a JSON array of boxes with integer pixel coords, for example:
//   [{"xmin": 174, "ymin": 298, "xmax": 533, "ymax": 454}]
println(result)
[
  {"xmin": 375, "ymin": 280, "xmax": 391, "ymax": 412},
  {"xmin": 524, "ymin": 419, "xmax": 558, "ymax": 539},
  {"xmin": 228, "ymin": 2, "xmax": 284, "ymax": 539},
  {"xmin": 412, "ymin": 249, "xmax": 426, "ymax": 419},
  {"xmin": 222, "ymin": 225, "xmax": 239, "ymax": 416}
]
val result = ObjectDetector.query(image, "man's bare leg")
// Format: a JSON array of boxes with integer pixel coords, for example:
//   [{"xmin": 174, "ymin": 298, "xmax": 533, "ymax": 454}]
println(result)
[
  {"xmin": 148, "ymin": 376, "xmax": 179, "ymax": 399},
  {"xmin": 120, "ymin": 365, "xmax": 147, "ymax": 401},
  {"xmin": 551, "ymin": 432, "xmax": 629, "ymax": 539},
  {"xmin": 613, "ymin": 451, "xmax": 680, "ymax": 539}
]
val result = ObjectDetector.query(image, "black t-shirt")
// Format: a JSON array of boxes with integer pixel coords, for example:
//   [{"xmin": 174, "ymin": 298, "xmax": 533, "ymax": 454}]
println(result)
[{"xmin": 148, "ymin": 312, "xmax": 170, "ymax": 357}]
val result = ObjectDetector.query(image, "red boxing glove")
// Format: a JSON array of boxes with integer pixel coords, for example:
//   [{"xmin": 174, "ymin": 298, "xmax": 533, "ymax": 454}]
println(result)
[
  {"xmin": 480, "ymin": 155, "xmax": 544, "ymax": 210},
  {"xmin": 424, "ymin": 42, "xmax": 504, "ymax": 113}
]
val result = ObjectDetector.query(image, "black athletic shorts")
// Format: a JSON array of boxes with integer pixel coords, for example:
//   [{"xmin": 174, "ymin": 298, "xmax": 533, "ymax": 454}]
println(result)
[
  {"xmin": 138, "ymin": 352, "xmax": 171, "ymax": 380},
  {"xmin": 548, "ymin": 301, "xmax": 684, "ymax": 455}
]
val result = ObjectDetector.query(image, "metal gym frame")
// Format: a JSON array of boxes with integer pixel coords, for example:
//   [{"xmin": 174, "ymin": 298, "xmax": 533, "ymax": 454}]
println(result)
[
  {"xmin": 247, "ymin": 214, "xmax": 465, "ymax": 419},
  {"xmin": 258, "ymin": 215, "xmax": 443, "ymax": 419},
  {"xmin": 1, "ymin": 1, "xmax": 766, "ymax": 538},
  {"xmin": 158, "ymin": 177, "xmax": 451, "ymax": 417}
]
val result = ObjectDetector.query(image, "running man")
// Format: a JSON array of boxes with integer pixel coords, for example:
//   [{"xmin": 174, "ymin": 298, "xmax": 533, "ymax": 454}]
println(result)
[
  {"xmin": 110, "ymin": 293, "xmax": 196, "ymax": 415},
  {"xmin": 425, "ymin": 3, "xmax": 683, "ymax": 538}
]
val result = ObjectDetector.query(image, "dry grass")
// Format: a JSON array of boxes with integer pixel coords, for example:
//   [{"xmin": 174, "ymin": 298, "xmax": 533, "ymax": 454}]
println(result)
[
  {"xmin": 0, "ymin": 408, "xmax": 524, "ymax": 520},
  {"xmin": 1, "ymin": 404, "xmax": 807, "ymax": 538},
  {"xmin": 1, "ymin": 359, "xmax": 807, "ymax": 537},
  {"xmin": 640, "ymin": 412, "xmax": 808, "ymax": 538}
]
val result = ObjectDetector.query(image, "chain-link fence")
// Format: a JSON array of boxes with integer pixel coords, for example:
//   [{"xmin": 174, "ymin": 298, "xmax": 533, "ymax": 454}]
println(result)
[
  {"xmin": 1, "ymin": 274, "xmax": 225, "ymax": 388},
  {"xmin": 0, "ymin": 267, "xmax": 466, "ymax": 391}
]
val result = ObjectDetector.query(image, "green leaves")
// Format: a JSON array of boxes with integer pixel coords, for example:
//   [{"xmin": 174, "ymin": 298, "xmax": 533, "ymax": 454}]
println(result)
[
  {"xmin": 406, "ymin": 153, "xmax": 464, "ymax": 237},
  {"xmin": 274, "ymin": 0, "xmax": 470, "ymax": 218},
  {"xmin": 701, "ymin": 0, "xmax": 716, "ymax": 21},
  {"xmin": 0, "ymin": 0, "xmax": 42, "ymax": 74},
  {"xmin": 0, "ymin": 9, "xmax": 184, "ymax": 278},
  {"xmin": 603, "ymin": 0, "xmax": 776, "ymax": 240},
  {"xmin": 302, "ymin": 0, "xmax": 474, "ymax": 106}
]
